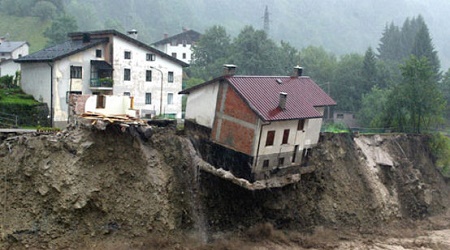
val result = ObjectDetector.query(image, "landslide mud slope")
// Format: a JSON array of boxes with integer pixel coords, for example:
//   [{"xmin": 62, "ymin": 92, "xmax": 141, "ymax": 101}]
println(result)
[
  {"xmin": 0, "ymin": 126, "xmax": 448, "ymax": 249},
  {"xmin": 0, "ymin": 125, "xmax": 196, "ymax": 249},
  {"xmin": 199, "ymin": 133, "xmax": 450, "ymax": 233}
]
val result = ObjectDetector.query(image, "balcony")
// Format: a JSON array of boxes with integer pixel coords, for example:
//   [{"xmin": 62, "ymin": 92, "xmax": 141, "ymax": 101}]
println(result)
[{"xmin": 90, "ymin": 78, "xmax": 113, "ymax": 90}]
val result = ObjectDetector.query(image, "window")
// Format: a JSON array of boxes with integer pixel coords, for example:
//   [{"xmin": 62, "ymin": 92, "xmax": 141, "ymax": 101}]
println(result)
[
  {"xmin": 171, "ymin": 52, "xmax": 177, "ymax": 58},
  {"xmin": 263, "ymin": 160, "xmax": 269, "ymax": 168},
  {"xmin": 167, "ymin": 93, "xmax": 173, "ymax": 104},
  {"xmin": 282, "ymin": 129, "xmax": 290, "ymax": 144},
  {"xmin": 96, "ymin": 95, "xmax": 105, "ymax": 109},
  {"xmin": 168, "ymin": 71, "xmax": 174, "ymax": 83},
  {"xmin": 337, "ymin": 113, "xmax": 344, "ymax": 119},
  {"xmin": 182, "ymin": 53, "xmax": 186, "ymax": 59},
  {"xmin": 278, "ymin": 157, "xmax": 285, "ymax": 166},
  {"xmin": 96, "ymin": 49, "xmax": 102, "ymax": 58},
  {"xmin": 146, "ymin": 70, "xmax": 152, "ymax": 82},
  {"xmin": 265, "ymin": 130, "xmax": 275, "ymax": 146},
  {"xmin": 124, "ymin": 51, "xmax": 131, "ymax": 59},
  {"xmin": 297, "ymin": 119, "xmax": 305, "ymax": 131},
  {"xmin": 124, "ymin": 92, "xmax": 131, "ymax": 96},
  {"xmin": 145, "ymin": 93, "xmax": 152, "ymax": 104},
  {"xmin": 70, "ymin": 66, "xmax": 82, "ymax": 79},
  {"xmin": 146, "ymin": 53, "xmax": 155, "ymax": 61},
  {"xmin": 124, "ymin": 69, "xmax": 131, "ymax": 81}
]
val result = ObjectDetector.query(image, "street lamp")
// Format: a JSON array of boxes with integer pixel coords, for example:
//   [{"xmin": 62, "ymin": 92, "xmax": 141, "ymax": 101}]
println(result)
[{"xmin": 150, "ymin": 66, "xmax": 163, "ymax": 116}]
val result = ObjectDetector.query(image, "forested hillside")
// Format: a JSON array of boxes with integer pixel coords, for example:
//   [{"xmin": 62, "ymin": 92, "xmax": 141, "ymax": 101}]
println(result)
[
  {"xmin": 62, "ymin": 0, "xmax": 450, "ymax": 70},
  {"xmin": 2, "ymin": 0, "xmax": 449, "ymax": 69}
]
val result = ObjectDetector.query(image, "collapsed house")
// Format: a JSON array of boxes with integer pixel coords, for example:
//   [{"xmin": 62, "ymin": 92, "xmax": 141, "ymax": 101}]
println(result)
[{"xmin": 180, "ymin": 65, "xmax": 336, "ymax": 184}]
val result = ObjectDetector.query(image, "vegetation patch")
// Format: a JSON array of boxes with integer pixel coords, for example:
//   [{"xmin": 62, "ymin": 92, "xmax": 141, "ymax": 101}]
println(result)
[
  {"xmin": 428, "ymin": 133, "xmax": 450, "ymax": 176},
  {"xmin": 0, "ymin": 87, "xmax": 50, "ymax": 127},
  {"xmin": 322, "ymin": 122, "xmax": 351, "ymax": 133}
]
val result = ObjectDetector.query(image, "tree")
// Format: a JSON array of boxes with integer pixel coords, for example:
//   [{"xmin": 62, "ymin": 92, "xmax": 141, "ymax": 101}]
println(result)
[
  {"xmin": 32, "ymin": 1, "xmax": 57, "ymax": 21},
  {"xmin": 190, "ymin": 25, "xmax": 231, "ymax": 80},
  {"xmin": 361, "ymin": 47, "xmax": 378, "ymax": 93},
  {"xmin": 384, "ymin": 56, "xmax": 445, "ymax": 133},
  {"xmin": 438, "ymin": 68, "xmax": 450, "ymax": 124},
  {"xmin": 44, "ymin": 14, "xmax": 78, "ymax": 47},
  {"xmin": 358, "ymin": 86, "xmax": 390, "ymax": 128},
  {"xmin": 411, "ymin": 24, "xmax": 441, "ymax": 80},
  {"xmin": 331, "ymin": 53, "xmax": 364, "ymax": 112},
  {"xmin": 230, "ymin": 25, "xmax": 279, "ymax": 75},
  {"xmin": 0, "ymin": 0, "xmax": 37, "ymax": 16},
  {"xmin": 299, "ymin": 46, "xmax": 337, "ymax": 85},
  {"xmin": 377, "ymin": 22, "xmax": 402, "ymax": 62},
  {"xmin": 272, "ymin": 41, "xmax": 302, "ymax": 75},
  {"xmin": 377, "ymin": 15, "xmax": 441, "ymax": 82}
]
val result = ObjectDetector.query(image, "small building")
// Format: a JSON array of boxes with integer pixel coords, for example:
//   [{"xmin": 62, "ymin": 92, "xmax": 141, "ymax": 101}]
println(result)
[
  {"xmin": 180, "ymin": 65, "xmax": 336, "ymax": 181},
  {"xmin": 0, "ymin": 40, "xmax": 29, "ymax": 77},
  {"xmin": 333, "ymin": 111, "xmax": 359, "ymax": 129},
  {"xmin": 152, "ymin": 28, "xmax": 201, "ymax": 64},
  {"xmin": 16, "ymin": 30, "xmax": 188, "ymax": 128}
]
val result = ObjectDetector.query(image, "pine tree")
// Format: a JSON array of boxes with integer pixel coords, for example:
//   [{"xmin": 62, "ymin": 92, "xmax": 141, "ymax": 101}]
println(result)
[
  {"xmin": 377, "ymin": 22, "xmax": 402, "ymax": 62},
  {"xmin": 362, "ymin": 47, "xmax": 377, "ymax": 93},
  {"xmin": 384, "ymin": 56, "xmax": 445, "ymax": 133},
  {"xmin": 411, "ymin": 23, "xmax": 441, "ymax": 80}
]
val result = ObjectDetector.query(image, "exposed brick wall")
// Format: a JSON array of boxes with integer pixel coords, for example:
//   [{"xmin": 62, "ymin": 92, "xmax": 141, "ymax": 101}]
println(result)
[
  {"xmin": 223, "ymin": 86, "xmax": 257, "ymax": 124},
  {"xmin": 212, "ymin": 82, "xmax": 257, "ymax": 156},
  {"xmin": 68, "ymin": 94, "xmax": 91, "ymax": 125},
  {"xmin": 218, "ymin": 119, "xmax": 254, "ymax": 155},
  {"xmin": 69, "ymin": 94, "xmax": 91, "ymax": 115}
]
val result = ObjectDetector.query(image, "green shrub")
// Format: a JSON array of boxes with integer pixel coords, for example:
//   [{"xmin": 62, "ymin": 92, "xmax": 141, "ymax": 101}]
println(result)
[
  {"xmin": 322, "ymin": 122, "xmax": 351, "ymax": 133},
  {"xmin": 428, "ymin": 133, "xmax": 450, "ymax": 175}
]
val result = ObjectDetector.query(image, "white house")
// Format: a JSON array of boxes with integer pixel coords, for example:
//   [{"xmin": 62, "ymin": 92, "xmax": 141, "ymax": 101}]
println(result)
[
  {"xmin": 180, "ymin": 65, "xmax": 336, "ymax": 181},
  {"xmin": 16, "ymin": 30, "xmax": 188, "ymax": 128},
  {"xmin": 0, "ymin": 40, "xmax": 29, "ymax": 77},
  {"xmin": 152, "ymin": 28, "xmax": 201, "ymax": 64}
]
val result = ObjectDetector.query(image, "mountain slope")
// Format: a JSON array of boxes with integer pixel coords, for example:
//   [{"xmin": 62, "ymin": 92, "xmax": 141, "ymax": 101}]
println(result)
[
  {"xmin": 0, "ymin": 15, "xmax": 49, "ymax": 52},
  {"xmin": 66, "ymin": 0, "xmax": 450, "ymax": 70}
]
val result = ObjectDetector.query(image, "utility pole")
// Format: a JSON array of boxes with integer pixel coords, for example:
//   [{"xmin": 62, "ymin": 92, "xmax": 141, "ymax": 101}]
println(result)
[{"xmin": 263, "ymin": 5, "xmax": 270, "ymax": 34}]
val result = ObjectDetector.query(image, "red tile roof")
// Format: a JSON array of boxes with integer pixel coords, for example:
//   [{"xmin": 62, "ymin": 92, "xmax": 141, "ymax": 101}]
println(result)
[
  {"xmin": 180, "ymin": 75, "xmax": 336, "ymax": 122},
  {"xmin": 227, "ymin": 76, "xmax": 336, "ymax": 121}
]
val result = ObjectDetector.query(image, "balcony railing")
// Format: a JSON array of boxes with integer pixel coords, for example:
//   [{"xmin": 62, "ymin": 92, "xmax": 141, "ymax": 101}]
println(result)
[{"xmin": 90, "ymin": 78, "xmax": 113, "ymax": 89}]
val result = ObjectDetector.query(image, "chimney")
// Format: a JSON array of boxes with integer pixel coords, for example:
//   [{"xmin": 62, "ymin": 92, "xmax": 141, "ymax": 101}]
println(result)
[
  {"xmin": 127, "ymin": 29, "xmax": 138, "ymax": 39},
  {"xmin": 279, "ymin": 92, "xmax": 287, "ymax": 110},
  {"xmin": 292, "ymin": 65, "xmax": 303, "ymax": 77},
  {"xmin": 223, "ymin": 64, "xmax": 237, "ymax": 76},
  {"xmin": 82, "ymin": 33, "xmax": 91, "ymax": 43},
  {"xmin": 164, "ymin": 33, "xmax": 168, "ymax": 39}
]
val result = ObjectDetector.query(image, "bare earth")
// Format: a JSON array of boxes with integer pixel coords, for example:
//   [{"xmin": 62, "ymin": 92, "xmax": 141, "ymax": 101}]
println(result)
[{"xmin": 0, "ymin": 124, "xmax": 449, "ymax": 249}]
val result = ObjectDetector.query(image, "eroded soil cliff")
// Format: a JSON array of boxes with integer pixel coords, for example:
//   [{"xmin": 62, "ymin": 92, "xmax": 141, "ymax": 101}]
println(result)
[{"xmin": 0, "ymin": 125, "xmax": 449, "ymax": 249}]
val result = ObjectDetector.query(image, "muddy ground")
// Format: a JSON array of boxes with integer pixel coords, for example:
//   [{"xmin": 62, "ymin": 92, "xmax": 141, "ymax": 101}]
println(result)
[{"xmin": 0, "ymin": 123, "xmax": 449, "ymax": 249}]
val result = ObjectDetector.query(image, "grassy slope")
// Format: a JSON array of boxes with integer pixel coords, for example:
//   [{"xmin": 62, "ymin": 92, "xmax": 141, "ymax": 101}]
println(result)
[{"xmin": 0, "ymin": 14, "xmax": 50, "ymax": 53}]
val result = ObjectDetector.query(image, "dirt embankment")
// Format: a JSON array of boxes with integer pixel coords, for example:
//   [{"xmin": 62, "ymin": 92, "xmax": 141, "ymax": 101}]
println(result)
[{"xmin": 0, "ymin": 125, "xmax": 449, "ymax": 249}]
